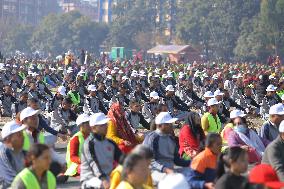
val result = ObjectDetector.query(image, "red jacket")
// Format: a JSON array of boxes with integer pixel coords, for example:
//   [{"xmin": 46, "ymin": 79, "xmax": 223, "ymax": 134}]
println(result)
[{"xmin": 179, "ymin": 124, "xmax": 205, "ymax": 157}]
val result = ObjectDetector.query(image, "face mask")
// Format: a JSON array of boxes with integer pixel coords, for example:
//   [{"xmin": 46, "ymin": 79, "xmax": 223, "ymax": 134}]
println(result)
[{"xmin": 234, "ymin": 124, "xmax": 248, "ymax": 134}]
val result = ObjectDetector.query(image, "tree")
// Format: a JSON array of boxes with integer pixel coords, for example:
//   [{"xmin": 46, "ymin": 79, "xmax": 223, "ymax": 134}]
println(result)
[
  {"xmin": 107, "ymin": 0, "xmax": 156, "ymax": 49},
  {"xmin": 3, "ymin": 24, "xmax": 34, "ymax": 53},
  {"xmin": 30, "ymin": 11, "xmax": 109, "ymax": 54},
  {"xmin": 176, "ymin": 0, "xmax": 260, "ymax": 60}
]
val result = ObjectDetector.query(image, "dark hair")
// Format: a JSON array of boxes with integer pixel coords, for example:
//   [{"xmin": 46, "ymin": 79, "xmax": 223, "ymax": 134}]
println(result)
[
  {"xmin": 216, "ymin": 146, "xmax": 247, "ymax": 179},
  {"xmin": 131, "ymin": 144, "xmax": 154, "ymax": 159},
  {"xmin": 121, "ymin": 153, "xmax": 144, "ymax": 180},
  {"xmin": 27, "ymin": 97, "xmax": 39, "ymax": 104},
  {"xmin": 26, "ymin": 144, "xmax": 49, "ymax": 167},
  {"xmin": 129, "ymin": 99, "xmax": 140, "ymax": 106},
  {"xmin": 205, "ymin": 133, "xmax": 221, "ymax": 147},
  {"xmin": 62, "ymin": 97, "xmax": 72, "ymax": 104}
]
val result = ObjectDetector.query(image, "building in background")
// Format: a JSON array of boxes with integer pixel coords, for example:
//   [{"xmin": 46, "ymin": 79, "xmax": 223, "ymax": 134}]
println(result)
[
  {"xmin": 0, "ymin": 0, "xmax": 59, "ymax": 25},
  {"xmin": 59, "ymin": 0, "xmax": 98, "ymax": 22},
  {"xmin": 97, "ymin": 0, "xmax": 112, "ymax": 23}
]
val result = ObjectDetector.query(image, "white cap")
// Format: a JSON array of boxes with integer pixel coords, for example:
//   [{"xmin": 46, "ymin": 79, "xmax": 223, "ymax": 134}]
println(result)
[
  {"xmin": 131, "ymin": 72, "xmax": 138, "ymax": 77},
  {"xmin": 89, "ymin": 113, "xmax": 110, "ymax": 126},
  {"xmin": 166, "ymin": 85, "xmax": 175, "ymax": 92},
  {"xmin": 88, "ymin": 85, "xmax": 97, "ymax": 92},
  {"xmin": 279, "ymin": 120, "xmax": 284, "ymax": 132},
  {"xmin": 207, "ymin": 98, "xmax": 220, "ymax": 106},
  {"xmin": 114, "ymin": 67, "xmax": 119, "ymax": 70},
  {"xmin": 230, "ymin": 109, "xmax": 246, "ymax": 119},
  {"xmin": 150, "ymin": 91, "xmax": 160, "ymax": 99},
  {"xmin": 212, "ymin": 74, "xmax": 218, "ymax": 79},
  {"xmin": 167, "ymin": 73, "xmax": 173, "ymax": 78},
  {"xmin": 162, "ymin": 74, "xmax": 168, "ymax": 79},
  {"xmin": 67, "ymin": 67, "xmax": 73, "ymax": 71},
  {"xmin": 76, "ymin": 113, "xmax": 90, "ymax": 126},
  {"xmin": 118, "ymin": 70, "xmax": 123, "ymax": 74},
  {"xmin": 1, "ymin": 121, "xmax": 26, "ymax": 139},
  {"xmin": 158, "ymin": 173, "xmax": 189, "ymax": 189},
  {"xmin": 97, "ymin": 69, "xmax": 104, "ymax": 74},
  {"xmin": 269, "ymin": 75, "xmax": 276, "ymax": 80},
  {"xmin": 269, "ymin": 103, "xmax": 284, "ymax": 115},
  {"xmin": 122, "ymin": 76, "xmax": 129, "ymax": 80},
  {"xmin": 204, "ymin": 91, "xmax": 214, "ymax": 98},
  {"xmin": 266, "ymin": 84, "xmax": 277, "ymax": 92},
  {"xmin": 20, "ymin": 107, "xmax": 40, "ymax": 122},
  {"xmin": 214, "ymin": 89, "xmax": 224, "ymax": 97},
  {"xmin": 111, "ymin": 70, "xmax": 116, "ymax": 74},
  {"xmin": 57, "ymin": 86, "xmax": 66, "ymax": 96},
  {"xmin": 107, "ymin": 75, "xmax": 112, "ymax": 79},
  {"xmin": 67, "ymin": 70, "xmax": 73, "ymax": 74},
  {"xmin": 155, "ymin": 112, "xmax": 178, "ymax": 125}
]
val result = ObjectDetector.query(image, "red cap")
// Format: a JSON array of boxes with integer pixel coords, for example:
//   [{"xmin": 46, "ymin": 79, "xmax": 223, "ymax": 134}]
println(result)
[{"xmin": 249, "ymin": 164, "xmax": 284, "ymax": 189}]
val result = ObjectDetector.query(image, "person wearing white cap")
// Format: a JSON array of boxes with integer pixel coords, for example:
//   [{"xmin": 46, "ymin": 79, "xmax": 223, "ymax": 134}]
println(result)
[
  {"xmin": 214, "ymin": 89, "xmax": 231, "ymax": 124},
  {"xmin": 0, "ymin": 121, "xmax": 26, "ymax": 188},
  {"xmin": 259, "ymin": 103, "xmax": 284, "ymax": 142},
  {"xmin": 143, "ymin": 112, "xmax": 190, "ymax": 184},
  {"xmin": 261, "ymin": 84, "xmax": 282, "ymax": 118},
  {"xmin": 20, "ymin": 107, "xmax": 43, "ymax": 151},
  {"xmin": 262, "ymin": 119, "xmax": 284, "ymax": 181},
  {"xmin": 164, "ymin": 85, "xmax": 189, "ymax": 113},
  {"xmin": 65, "ymin": 114, "xmax": 91, "ymax": 177},
  {"xmin": 221, "ymin": 109, "xmax": 246, "ymax": 146},
  {"xmin": 49, "ymin": 86, "xmax": 66, "ymax": 112},
  {"xmin": 142, "ymin": 91, "xmax": 160, "ymax": 122},
  {"xmin": 201, "ymin": 98, "xmax": 222, "ymax": 135},
  {"xmin": 81, "ymin": 113, "xmax": 122, "ymax": 189},
  {"xmin": 84, "ymin": 85, "xmax": 107, "ymax": 115}
]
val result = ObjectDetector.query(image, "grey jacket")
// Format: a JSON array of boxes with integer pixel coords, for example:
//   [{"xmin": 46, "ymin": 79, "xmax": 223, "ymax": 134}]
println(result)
[
  {"xmin": 143, "ymin": 130, "xmax": 190, "ymax": 172},
  {"xmin": 262, "ymin": 136, "xmax": 284, "ymax": 181},
  {"xmin": 80, "ymin": 134, "xmax": 121, "ymax": 184}
]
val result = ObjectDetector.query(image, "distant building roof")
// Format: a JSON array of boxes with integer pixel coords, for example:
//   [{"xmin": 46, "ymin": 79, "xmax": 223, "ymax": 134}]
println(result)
[{"xmin": 147, "ymin": 45, "xmax": 197, "ymax": 54}]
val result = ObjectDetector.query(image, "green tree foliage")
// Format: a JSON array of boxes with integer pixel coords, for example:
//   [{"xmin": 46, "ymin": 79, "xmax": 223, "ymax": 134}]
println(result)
[
  {"xmin": 107, "ymin": 0, "xmax": 156, "ymax": 49},
  {"xmin": 3, "ymin": 24, "xmax": 34, "ymax": 53},
  {"xmin": 176, "ymin": 0, "xmax": 260, "ymax": 60},
  {"xmin": 31, "ymin": 11, "xmax": 109, "ymax": 54}
]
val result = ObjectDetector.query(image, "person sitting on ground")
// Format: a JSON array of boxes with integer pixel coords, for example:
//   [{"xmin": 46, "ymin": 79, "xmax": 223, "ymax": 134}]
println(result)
[
  {"xmin": 259, "ymin": 103, "xmax": 284, "ymax": 142},
  {"xmin": 64, "ymin": 114, "xmax": 91, "ymax": 177},
  {"xmin": 143, "ymin": 112, "xmax": 190, "ymax": 184},
  {"xmin": 262, "ymin": 120, "xmax": 284, "ymax": 182},
  {"xmin": 201, "ymin": 98, "xmax": 222, "ymax": 135},
  {"xmin": 221, "ymin": 109, "xmax": 246, "ymax": 150},
  {"xmin": 179, "ymin": 112, "xmax": 205, "ymax": 160},
  {"xmin": 188, "ymin": 133, "xmax": 222, "ymax": 189},
  {"xmin": 215, "ymin": 147, "xmax": 249, "ymax": 189},
  {"xmin": 11, "ymin": 144, "xmax": 56, "ymax": 189},
  {"xmin": 110, "ymin": 144, "xmax": 154, "ymax": 189},
  {"xmin": 227, "ymin": 116, "xmax": 268, "ymax": 163},
  {"xmin": 126, "ymin": 99, "xmax": 150, "ymax": 131},
  {"xmin": 80, "ymin": 112, "xmax": 122, "ymax": 189},
  {"xmin": 116, "ymin": 153, "xmax": 152, "ymax": 189},
  {"xmin": 0, "ymin": 121, "xmax": 26, "ymax": 188},
  {"xmin": 107, "ymin": 102, "xmax": 142, "ymax": 153}
]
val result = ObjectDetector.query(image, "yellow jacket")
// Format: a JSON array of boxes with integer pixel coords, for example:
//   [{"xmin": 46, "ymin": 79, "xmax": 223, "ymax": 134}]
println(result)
[
  {"xmin": 110, "ymin": 165, "xmax": 153, "ymax": 189},
  {"xmin": 116, "ymin": 181, "xmax": 153, "ymax": 189}
]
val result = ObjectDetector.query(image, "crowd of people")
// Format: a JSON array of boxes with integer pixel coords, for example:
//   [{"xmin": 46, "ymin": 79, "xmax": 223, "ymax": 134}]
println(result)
[{"xmin": 0, "ymin": 50, "xmax": 284, "ymax": 189}]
